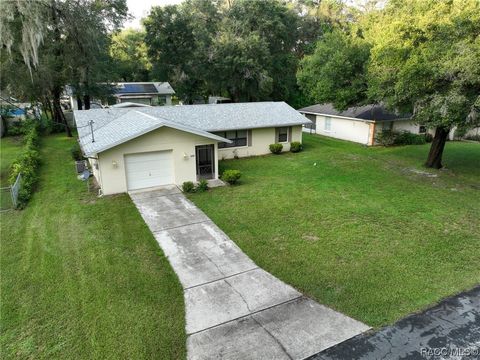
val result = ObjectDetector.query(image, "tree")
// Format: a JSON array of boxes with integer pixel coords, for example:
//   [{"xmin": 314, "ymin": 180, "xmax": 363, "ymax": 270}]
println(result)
[
  {"xmin": 1, "ymin": 0, "xmax": 127, "ymax": 129},
  {"xmin": 144, "ymin": 0, "xmax": 221, "ymax": 103},
  {"xmin": 209, "ymin": 31, "xmax": 273, "ymax": 102},
  {"xmin": 297, "ymin": 30, "xmax": 371, "ymax": 110},
  {"xmin": 297, "ymin": 0, "xmax": 480, "ymax": 168},
  {"xmin": 144, "ymin": 0, "xmax": 324, "ymax": 105},
  {"xmin": 110, "ymin": 29, "xmax": 152, "ymax": 82},
  {"xmin": 364, "ymin": 0, "xmax": 480, "ymax": 168}
]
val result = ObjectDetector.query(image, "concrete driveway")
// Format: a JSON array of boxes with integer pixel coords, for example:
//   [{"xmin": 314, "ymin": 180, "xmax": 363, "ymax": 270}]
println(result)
[{"xmin": 130, "ymin": 186, "xmax": 369, "ymax": 359}]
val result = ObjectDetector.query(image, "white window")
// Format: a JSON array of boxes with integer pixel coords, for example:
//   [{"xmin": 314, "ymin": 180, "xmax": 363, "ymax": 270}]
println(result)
[
  {"xmin": 419, "ymin": 125, "xmax": 427, "ymax": 134},
  {"xmin": 324, "ymin": 117, "xmax": 332, "ymax": 131}
]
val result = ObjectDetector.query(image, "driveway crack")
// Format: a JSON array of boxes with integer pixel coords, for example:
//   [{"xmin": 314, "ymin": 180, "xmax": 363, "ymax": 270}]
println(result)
[
  {"xmin": 251, "ymin": 316, "xmax": 293, "ymax": 360},
  {"xmin": 224, "ymin": 278, "xmax": 253, "ymax": 313}
]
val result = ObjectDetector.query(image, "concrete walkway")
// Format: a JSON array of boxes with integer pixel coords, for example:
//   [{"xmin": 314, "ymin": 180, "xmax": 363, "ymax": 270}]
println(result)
[{"xmin": 130, "ymin": 186, "xmax": 369, "ymax": 359}]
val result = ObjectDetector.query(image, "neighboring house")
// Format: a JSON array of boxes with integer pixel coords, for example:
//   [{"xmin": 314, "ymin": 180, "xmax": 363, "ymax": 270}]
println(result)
[
  {"xmin": 113, "ymin": 82, "xmax": 175, "ymax": 106},
  {"xmin": 298, "ymin": 103, "xmax": 424, "ymax": 146},
  {"xmin": 74, "ymin": 102, "xmax": 309, "ymax": 195},
  {"xmin": 67, "ymin": 82, "xmax": 175, "ymax": 109}
]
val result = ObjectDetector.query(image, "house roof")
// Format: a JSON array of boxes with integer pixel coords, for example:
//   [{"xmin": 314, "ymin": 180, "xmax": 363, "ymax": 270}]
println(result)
[
  {"xmin": 298, "ymin": 103, "xmax": 411, "ymax": 122},
  {"xmin": 114, "ymin": 82, "xmax": 175, "ymax": 96},
  {"xmin": 75, "ymin": 101, "xmax": 310, "ymax": 156}
]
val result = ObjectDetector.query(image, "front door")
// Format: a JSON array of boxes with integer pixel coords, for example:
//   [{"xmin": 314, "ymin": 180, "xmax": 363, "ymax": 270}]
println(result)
[{"xmin": 196, "ymin": 145, "xmax": 215, "ymax": 180}]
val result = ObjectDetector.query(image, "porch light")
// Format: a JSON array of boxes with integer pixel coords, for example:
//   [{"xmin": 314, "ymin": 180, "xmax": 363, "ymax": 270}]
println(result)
[
  {"xmin": 112, "ymin": 160, "xmax": 118, "ymax": 168},
  {"xmin": 183, "ymin": 152, "xmax": 189, "ymax": 160}
]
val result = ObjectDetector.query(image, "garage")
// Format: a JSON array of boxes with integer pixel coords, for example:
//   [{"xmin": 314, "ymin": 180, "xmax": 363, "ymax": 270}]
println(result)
[{"xmin": 125, "ymin": 151, "xmax": 173, "ymax": 191}]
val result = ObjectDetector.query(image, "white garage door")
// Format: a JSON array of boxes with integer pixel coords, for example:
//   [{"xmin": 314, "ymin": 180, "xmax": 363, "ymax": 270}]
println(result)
[{"xmin": 125, "ymin": 151, "xmax": 173, "ymax": 191}]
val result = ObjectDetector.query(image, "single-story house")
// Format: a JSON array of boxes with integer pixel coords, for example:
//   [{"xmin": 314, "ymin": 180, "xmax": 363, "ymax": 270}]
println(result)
[
  {"xmin": 66, "ymin": 82, "xmax": 175, "ymax": 109},
  {"xmin": 74, "ymin": 102, "xmax": 310, "ymax": 195},
  {"xmin": 298, "ymin": 103, "xmax": 427, "ymax": 145},
  {"xmin": 113, "ymin": 82, "xmax": 175, "ymax": 106}
]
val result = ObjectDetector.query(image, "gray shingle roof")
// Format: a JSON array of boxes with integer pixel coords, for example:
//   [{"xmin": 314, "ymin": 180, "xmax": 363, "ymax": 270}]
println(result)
[
  {"xmin": 75, "ymin": 101, "xmax": 310, "ymax": 156},
  {"xmin": 298, "ymin": 103, "xmax": 411, "ymax": 121}
]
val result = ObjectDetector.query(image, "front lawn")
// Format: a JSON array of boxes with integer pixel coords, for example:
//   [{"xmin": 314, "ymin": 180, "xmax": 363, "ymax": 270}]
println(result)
[
  {"xmin": 189, "ymin": 134, "xmax": 480, "ymax": 327},
  {"xmin": 0, "ymin": 134, "xmax": 185, "ymax": 359}
]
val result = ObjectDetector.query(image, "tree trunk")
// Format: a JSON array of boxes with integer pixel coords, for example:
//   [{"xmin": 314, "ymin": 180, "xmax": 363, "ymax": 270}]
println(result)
[
  {"xmin": 425, "ymin": 127, "xmax": 449, "ymax": 169},
  {"xmin": 53, "ymin": 89, "xmax": 72, "ymax": 137},
  {"xmin": 77, "ymin": 96, "xmax": 83, "ymax": 110},
  {"xmin": 83, "ymin": 95, "xmax": 91, "ymax": 110}
]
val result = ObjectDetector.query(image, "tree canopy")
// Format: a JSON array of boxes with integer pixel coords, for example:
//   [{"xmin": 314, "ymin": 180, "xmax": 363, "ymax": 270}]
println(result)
[
  {"xmin": 298, "ymin": 0, "xmax": 480, "ymax": 168},
  {"xmin": 144, "ymin": 0, "xmax": 324, "ymax": 105}
]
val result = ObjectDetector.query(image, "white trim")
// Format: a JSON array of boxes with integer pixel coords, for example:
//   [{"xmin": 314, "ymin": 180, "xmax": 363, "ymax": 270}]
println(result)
[{"xmin": 298, "ymin": 110, "xmax": 411, "ymax": 123}]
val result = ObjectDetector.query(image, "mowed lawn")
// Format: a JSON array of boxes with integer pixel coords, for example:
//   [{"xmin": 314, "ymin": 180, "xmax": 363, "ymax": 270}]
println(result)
[
  {"xmin": 189, "ymin": 134, "xmax": 480, "ymax": 327},
  {"xmin": 1, "ymin": 134, "xmax": 185, "ymax": 359}
]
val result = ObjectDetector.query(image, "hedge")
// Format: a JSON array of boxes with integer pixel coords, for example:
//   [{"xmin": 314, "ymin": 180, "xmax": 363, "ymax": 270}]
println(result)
[{"xmin": 9, "ymin": 121, "xmax": 41, "ymax": 209}]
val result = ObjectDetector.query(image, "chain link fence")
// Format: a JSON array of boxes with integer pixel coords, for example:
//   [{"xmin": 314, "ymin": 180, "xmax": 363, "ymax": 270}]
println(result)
[{"xmin": 0, "ymin": 173, "xmax": 21, "ymax": 211}]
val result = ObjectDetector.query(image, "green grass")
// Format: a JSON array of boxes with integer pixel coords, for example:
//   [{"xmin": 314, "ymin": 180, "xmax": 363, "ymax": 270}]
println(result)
[
  {"xmin": 1, "ymin": 136, "xmax": 23, "ymax": 187},
  {"xmin": 189, "ymin": 134, "xmax": 480, "ymax": 327},
  {"xmin": 0, "ymin": 134, "xmax": 186, "ymax": 359}
]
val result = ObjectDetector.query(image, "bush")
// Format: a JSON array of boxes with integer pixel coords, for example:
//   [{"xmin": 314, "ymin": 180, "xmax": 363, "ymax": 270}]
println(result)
[
  {"xmin": 6, "ymin": 121, "xmax": 25, "ymax": 136},
  {"xmin": 424, "ymin": 133, "xmax": 433, "ymax": 143},
  {"xmin": 377, "ymin": 130, "xmax": 427, "ymax": 146},
  {"xmin": 269, "ymin": 143, "xmax": 283, "ymax": 154},
  {"xmin": 182, "ymin": 181, "xmax": 195, "ymax": 193},
  {"xmin": 290, "ymin": 141, "xmax": 303, "ymax": 153},
  {"xmin": 9, "ymin": 122, "xmax": 41, "ymax": 208},
  {"xmin": 221, "ymin": 169, "xmax": 242, "ymax": 185},
  {"xmin": 196, "ymin": 179, "xmax": 209, "ymax": 192},
  {"xmin": 376, "ymin": 130, "xmax": 397, "ymax": 146},
  {"xmin": 394, "ymin": 131, "xmax": 426, "ymax": 145},
  {"xmin": 70, "ymin": 143, "xmax": 83, "ymax": 161}
]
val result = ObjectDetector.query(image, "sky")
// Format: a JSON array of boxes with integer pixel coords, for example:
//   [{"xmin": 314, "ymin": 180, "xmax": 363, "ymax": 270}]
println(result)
[{"xmin": 124, "ymin": 0, "xmax": 184, "ymax": 29}]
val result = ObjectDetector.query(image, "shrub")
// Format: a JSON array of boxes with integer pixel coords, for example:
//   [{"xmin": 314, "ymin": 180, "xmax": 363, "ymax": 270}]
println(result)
[
  {"xmin": 394, "ymin": 131, "xmax": 426, "ymax": 145},
  {"xmin": 182, "ymin": 181, "xmax": 195, "ymax": 193},
  {"xmin": 221, "ymin": 169, "xmax": 242, "ymax": 185},
  {"xmin": 424, "ymin": 133, "xmax": 433, "ymax": 143},
  {"xmin": 9, "ymin": 122, "xmax": 41, "ymax": 208},
  {"xmin": 6, "ymin": 121, "xmax": 25, "ymax": 136},
  {"xmin": 290, "ymin": 141, "xmax": 303, "ymax": 153},
  {"xmin": 376, "ymin": 130, "xmax": 397, "ymax": 146},
  {"xmin": 70, "ymin": 143, "xmax": 83, "ymax": 161},
  {"xmin": 377, "ymin": 130, "xmax": 427, "ymax": 146},
  {"xmin": 269, "ymin": 143, "xmax": 283, "ymax": 154},
  {"xmin": 196, "ymin": 179, "xmax": 209, "ymax": 192}
]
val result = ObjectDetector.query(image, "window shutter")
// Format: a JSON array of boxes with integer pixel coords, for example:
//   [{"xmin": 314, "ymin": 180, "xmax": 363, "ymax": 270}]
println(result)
[
  {"xmin": 288, "ymin": 126, "xmax": 292, "ymax": 142},
  {"xmin": 275, "ymin": 127, "xmax": 279, "ymax": 143},
  {"xmin": 247, "ymin": 129, "xmax": 252, "ymax": 146}
]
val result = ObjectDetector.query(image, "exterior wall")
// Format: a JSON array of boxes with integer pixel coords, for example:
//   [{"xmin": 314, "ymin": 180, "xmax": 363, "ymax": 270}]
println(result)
[
  {"xmin": 96, "ymin": 127, "xmax": 217, "ymax": 195},
  {"xmin": 466, "ymin": 127, "xmax": 480, "ymax": 137},
  {"xmin": 313, "ymin": 115, "xmax": 371, "ymax": 145},
  {"xmin": 392, "ymin": 120, "xmax": 421, "ymax": 133},
  {"xmin": 217, "ymin": 125, "xmax": 303, "ymax": 160},
  {"xmin": 119, "ymin": 97, "xmax": 152, "ymax": 105}
]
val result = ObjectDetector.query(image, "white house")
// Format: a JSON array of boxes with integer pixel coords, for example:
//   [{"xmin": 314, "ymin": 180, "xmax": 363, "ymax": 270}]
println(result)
[
  {"xmin": 74, "ymin": 102, "xmax": 310, "ymax": 195},
  {"xmin": 298, "ymin": 103, "xmax": 424, "ymax": 145}
]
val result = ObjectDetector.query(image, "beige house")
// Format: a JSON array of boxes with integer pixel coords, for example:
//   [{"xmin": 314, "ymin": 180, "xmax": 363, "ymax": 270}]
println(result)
[
  {"xmin": 74, "ymin": 102, "xmax": 309, "ymax": 195},
  {"xmin": 299, "ymin": 103, "xmax": 423, "ymax": 146}
]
